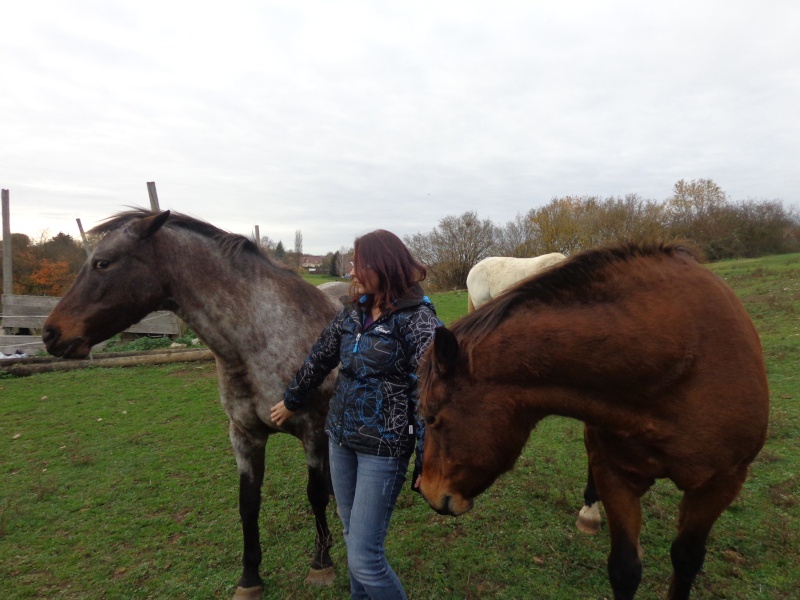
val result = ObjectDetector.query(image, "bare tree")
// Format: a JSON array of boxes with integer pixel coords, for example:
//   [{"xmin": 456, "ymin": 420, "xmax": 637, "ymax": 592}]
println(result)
[
  {"xmin": 405, "ymin": 211, "xmax": 497, "ymax": 290},
  {"xmin": 294, "ymin": 230, "xmax": 303, "ymax": 270},
  {"xmin": 496, "ymin": 212, "xmax": 537, "ymax": 257},
  {"xmin": 259, "ymin": 235, "xmax": 277, "ymax": 252},
  {"xmin": 336, "ymin": 246, "xmax": 353, "ymax": 277}
]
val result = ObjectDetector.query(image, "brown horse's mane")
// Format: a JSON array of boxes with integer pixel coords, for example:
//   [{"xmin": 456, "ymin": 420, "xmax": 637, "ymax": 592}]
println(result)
[
  {"xmin": 90, "ymin": 207, "xmax": 286, "ymax": 267},
  {"xmin": 451, "ymin": 241, "xmax": 700, "ymax": 350}
]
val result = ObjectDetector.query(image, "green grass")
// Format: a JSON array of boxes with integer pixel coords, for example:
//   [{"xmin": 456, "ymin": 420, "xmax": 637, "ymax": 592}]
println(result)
[{"xmin": 2, "ymin": 255, "xmax": 798, "ymax": 598}]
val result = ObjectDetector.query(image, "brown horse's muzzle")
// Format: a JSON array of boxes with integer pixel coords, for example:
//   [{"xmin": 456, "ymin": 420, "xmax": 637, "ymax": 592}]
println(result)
[
  {"xmin": 42, "ymin": 322, "xmax": 92, "ymax": 359},
  {"xmin": 420, "ymin": 479, "xmax": 475, "ymax": 517}
]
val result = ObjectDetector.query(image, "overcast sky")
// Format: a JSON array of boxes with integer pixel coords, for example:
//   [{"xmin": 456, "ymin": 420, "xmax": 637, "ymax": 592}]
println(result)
[{"xmin": 2, "ymin": 0, "xmax": 798, "ymax": 254}]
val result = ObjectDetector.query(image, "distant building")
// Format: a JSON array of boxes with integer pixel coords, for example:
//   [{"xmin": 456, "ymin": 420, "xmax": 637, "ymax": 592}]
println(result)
[{"xmin": 301, "ymin": 255, "xmax": 325, "ymax": 272}]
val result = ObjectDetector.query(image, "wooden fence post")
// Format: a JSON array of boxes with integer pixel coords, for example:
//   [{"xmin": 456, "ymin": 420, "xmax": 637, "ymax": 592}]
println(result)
[
  {"xmin": 76, "ymin": 218, "xmax": 92, "ymax": 257},
  {"xmin": 2, "ymin": 189, "xmax": 11, "ymax": 297},
  {"xmin": 254, "ymin": 225, "xmax": 260, "ymax": 247},
  {"xmin": 146, "ymin": 182, "xmax": 160, "ymax": 212}
]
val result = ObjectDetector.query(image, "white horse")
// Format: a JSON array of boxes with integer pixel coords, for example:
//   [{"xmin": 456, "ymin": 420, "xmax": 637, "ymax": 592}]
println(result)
[{"xmin": 466, "ymin": 253, "xmax": 566, "ymax": 312}]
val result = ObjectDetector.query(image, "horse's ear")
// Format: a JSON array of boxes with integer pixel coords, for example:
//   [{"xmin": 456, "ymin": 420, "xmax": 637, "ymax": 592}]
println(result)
[
  {"xmin": 433, "ymin": 326, "xmax": 461, "ymax": 374},
  {"xmin": 132, "ymin": 210, "xmax": 171, "ymax": 240}
]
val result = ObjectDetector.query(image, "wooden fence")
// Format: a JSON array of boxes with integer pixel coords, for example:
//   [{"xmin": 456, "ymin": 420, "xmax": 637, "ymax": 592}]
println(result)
[{"xmin": 1, "ymin": 294, "xmax": 181, "ymax": 355}]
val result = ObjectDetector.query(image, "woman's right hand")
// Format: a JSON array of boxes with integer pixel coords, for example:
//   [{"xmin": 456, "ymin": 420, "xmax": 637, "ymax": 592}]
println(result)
[{"xmin": 270, "ymin": 400, "xmax": 295, "ymax": 427}]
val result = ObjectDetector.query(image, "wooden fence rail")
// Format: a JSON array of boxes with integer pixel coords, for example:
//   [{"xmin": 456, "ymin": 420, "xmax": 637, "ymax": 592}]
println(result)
[{"xmin": 1, "ymin": 294, "xmax": 181, "ymax": 355}]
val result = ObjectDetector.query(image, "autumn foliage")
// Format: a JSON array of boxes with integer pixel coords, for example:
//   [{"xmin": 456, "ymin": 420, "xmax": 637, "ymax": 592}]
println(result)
[
  {"xmin": 1, "ymin": 232, "xmax": 86, "ymax": 296},
  {"xmin": 26, "ymin": 259, "xmax": 74, "ymax": 296}
]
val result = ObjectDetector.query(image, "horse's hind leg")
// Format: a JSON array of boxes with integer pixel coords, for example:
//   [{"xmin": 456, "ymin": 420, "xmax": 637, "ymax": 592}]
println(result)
[
  {"xmin": 592, "ymin": 462, "xmax": 650, "ymax": 600},
  {"xmin": 668, "ymin": 469, "xmax": 747, "ymax": 600},
  {"xmin": 304, "ymin": 436, "xmax": 336, "ymax": 586},
  {"xmin": 230, "ymin": 423, "xmax": 267, "ymax": 600}
]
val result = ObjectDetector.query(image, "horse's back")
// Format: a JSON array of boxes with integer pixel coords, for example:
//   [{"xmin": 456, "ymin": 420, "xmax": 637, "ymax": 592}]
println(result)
[
  {"xmin": 470, "ymin": 247, "xmax": 768, "ymax": 450},
  {"xmin": 467, "ymin": 253, "xmax": 566, "ymax": 310}
]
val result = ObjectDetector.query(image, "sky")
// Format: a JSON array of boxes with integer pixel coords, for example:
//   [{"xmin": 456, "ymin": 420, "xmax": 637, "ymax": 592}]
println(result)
[{"xmin": 2, "ymin": 0, "xmax": 799, "ymax": 255}]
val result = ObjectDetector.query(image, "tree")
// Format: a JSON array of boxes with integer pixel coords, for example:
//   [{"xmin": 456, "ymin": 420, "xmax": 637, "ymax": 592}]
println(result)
[
  {"xmin": 39, "ymin": 232, "xmax": 85, "ymax": 274},
  {"xmin": 664, "ymin": 179, "xmax": 731, "ymax": 259},
  {"xmin": 259, "ymin": 235, "xmax": 276, "ymax": 252},
  {"xmin": 405, "ymin": 211, "xmax": 497, "ymax": 290},
  {"xmin": 527, "ymin": 197, "xmax": 584, "ymax": 255},
  {"xmin": 294, "ymin": 230, "xmax": 303, "ymax": 270},
  {"xmin": 26, "ymin": 259, "xmax": 73, "ymax": 296},
  {"xmin": 274, "ymin": 241, "xmax": 286, "ymax": 259},
  {"xmin": 336, "ymin": 246, "xmax": 353, "ymax": 277},
  {"xmin": 329, "ymin": 252, "xmax": 339, "ymax": 276},
  {"xmin": 496, "ymin": 212, "xmax": 538, "ymax": 257}
]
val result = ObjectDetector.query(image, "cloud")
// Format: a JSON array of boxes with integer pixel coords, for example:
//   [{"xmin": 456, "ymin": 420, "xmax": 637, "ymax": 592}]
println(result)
[{"xmin": 2, "ymin": 0, "xmax": 798, "ymax": 253}]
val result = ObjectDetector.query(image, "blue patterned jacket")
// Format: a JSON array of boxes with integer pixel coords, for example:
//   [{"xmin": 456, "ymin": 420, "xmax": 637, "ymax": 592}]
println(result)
[{"xmin": 283, "ymin": 284, "xmax": 442, "ymax": 458}]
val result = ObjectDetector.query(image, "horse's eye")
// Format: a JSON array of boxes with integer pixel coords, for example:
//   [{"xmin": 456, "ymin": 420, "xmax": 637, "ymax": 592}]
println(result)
[
  {"xmin": 425, "ymin": 415, "xmax": 436, "ymax": 425},
  {"xmin": 94, "ymin": 259, "xmax": 111, "ymax": 270}
]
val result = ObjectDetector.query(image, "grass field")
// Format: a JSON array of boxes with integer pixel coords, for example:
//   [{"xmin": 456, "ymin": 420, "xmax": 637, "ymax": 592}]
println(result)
[{"xmin": 1, "ymin": 255, "xmax": 798, "ymax": 599}]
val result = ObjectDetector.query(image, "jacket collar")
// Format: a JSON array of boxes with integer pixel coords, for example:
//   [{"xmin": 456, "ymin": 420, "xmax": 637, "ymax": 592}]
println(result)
[{"xmin": 346, "ymin": 283, "xmax": 429, "ymax": 316}]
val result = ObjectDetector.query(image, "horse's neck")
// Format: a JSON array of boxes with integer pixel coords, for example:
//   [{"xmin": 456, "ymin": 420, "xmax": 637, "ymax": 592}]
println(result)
[
  {"xmin": 164, "ymin": 246, "xmax": 331, "ymax": 363},
  {"xmin": 473, "ymin": 306, "xmax": 690, "ymax": 432}
]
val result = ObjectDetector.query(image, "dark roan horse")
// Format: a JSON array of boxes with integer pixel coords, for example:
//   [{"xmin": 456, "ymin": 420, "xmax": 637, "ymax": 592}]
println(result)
[
  {"xmin": 417, "ymin": 242, "xmax": 769, "ymax": 600},
  {"xmin": 43, "ymin": 209, "xmax": 341, "ymax": 599}
]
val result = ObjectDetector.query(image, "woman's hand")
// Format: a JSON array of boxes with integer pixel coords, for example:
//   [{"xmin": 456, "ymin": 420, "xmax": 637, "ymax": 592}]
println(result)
[{"xmin": 270, "ymin": 400, "xmax": 295, "ymax": 427}]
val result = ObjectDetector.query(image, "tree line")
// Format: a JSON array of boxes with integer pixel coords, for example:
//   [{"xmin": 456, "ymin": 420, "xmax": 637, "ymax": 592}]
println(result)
[
  {"xmin": 3, "ymin": 179, "xmax": 798, "ymax": 296},
  {"xmin": 405, "ymin": 179, "xmax": 800, "ymax": 291},
  {"xmin": 1, "ymin": 232, "xmax": 87, "ymax": 296}
]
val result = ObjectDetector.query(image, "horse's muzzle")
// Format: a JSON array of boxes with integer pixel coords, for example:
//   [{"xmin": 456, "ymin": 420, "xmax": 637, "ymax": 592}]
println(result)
[
  {"xmin": 42, "ymin": 325, "xmax": 91, "ymax": 359},
  {"xmin": 424, "ymin": 492, "xmax": 474, "ymax": 517}
]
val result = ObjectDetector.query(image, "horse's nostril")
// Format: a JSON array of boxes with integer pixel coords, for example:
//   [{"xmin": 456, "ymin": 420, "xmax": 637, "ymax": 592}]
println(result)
[{"xmin": 42, "ymin": 325, "xmax": 59, "ymax": 345}]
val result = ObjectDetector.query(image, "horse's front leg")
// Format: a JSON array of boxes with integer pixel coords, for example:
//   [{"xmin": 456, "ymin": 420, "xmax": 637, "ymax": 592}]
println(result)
[
  {"xmin": 304, "ymin": 435, "xmax": 336, "ymax": 586},
  {"xmin": 230, "ymin": 422, "xmax": 267, "ymax": 600},
  {"xmin": 576, "ymin": 427, "xmax": 603, "ymax": 534}
]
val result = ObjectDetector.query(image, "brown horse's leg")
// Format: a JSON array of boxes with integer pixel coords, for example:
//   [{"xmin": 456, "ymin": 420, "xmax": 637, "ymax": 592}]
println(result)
[
  {"xmin": 230, "ymin": 424, "xmax": 267, "ymax": 599},
  {"xmin": 577, "ymin": 427, "xmax": 602, "ymax": 534},
  {"xmin": 305, "ymin": 442, "xmax": 336, "ymax": 586},
  {"xmin": 668, "ymin": 470, "xmax": 747, "ymax": 600},
  {"xmin": 593, "ymin": 465, "xmax": 650, "ymax": 600},
  {"xmin": 577, "ymin": 462, "xmax": 602, "ymax": 534}
]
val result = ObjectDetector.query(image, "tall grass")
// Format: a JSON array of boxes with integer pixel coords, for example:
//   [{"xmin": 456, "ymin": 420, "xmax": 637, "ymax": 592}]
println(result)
[{"xmin": 1, "ymin": 255, "xmax": 798, "ymax": 598}]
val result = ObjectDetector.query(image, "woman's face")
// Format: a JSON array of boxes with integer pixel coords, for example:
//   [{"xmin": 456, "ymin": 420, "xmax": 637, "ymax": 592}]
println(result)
[{"xmin": 350, "ymin": 265, "xmax": 379, "ymax": 296}]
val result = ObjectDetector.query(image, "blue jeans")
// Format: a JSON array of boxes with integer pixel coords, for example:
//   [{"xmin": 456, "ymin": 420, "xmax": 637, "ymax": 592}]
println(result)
[{"xmin": 329, "ymin": 440, "xmax": 410, "ymax": 600}]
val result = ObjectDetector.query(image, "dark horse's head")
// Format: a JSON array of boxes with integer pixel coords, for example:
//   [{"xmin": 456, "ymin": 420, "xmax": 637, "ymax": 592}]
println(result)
[
  {"xmin": 43, "ymin": 210, "xmax": 172, "ymax": 359},
  {"xmin": 418, "ymin": 326, "xmax": 534, "ymax": 516}
]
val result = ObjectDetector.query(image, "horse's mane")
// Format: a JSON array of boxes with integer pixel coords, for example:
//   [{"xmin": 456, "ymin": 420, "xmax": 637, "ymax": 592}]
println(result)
[
  {"xmin": 452, "ymin": 241, "xmax": 700, "ymax": 349},
  {"xmin": 90, "ymin": 207, "xmax": 282, "ymax": 265}
]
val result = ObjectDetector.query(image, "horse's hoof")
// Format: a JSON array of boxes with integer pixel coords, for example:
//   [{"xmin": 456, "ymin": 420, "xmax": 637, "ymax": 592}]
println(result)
[
  {"xmin": 576, "ymin": 504, "xmax": 602, "ymax": 535},
  {"xmin": 306, "ymin": 566, "xmax": 336, "ymax": 586},
  {"xmin": 233, "ymin": 585, "xmax": 264, "ymax": 600}
]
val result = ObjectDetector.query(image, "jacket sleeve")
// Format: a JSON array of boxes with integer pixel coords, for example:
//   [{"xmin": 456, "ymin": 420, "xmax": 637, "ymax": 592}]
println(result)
[
  {"xmin": 283, "ymin": 311, "xmax": 344, "ymax": 412},
  {"xmin": 404, "ymin": 304, "xmax": 444, "ymax": 478}
]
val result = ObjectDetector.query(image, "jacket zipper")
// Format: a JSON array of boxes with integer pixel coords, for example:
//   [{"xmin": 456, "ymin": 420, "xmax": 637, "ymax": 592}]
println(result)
[{"xmin": 355, "ymin": 309, "xmax": 386, "ymax": 353}]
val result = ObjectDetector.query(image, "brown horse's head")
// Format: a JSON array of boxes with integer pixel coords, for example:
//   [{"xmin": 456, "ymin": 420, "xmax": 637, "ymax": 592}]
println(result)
[
  {"xmin": 418, "ymin": 326, "xmax": 534, "ymax": 516},
  {"xmin": 43, "ymin": 211, "xmax": 172, "ymax": 358}
]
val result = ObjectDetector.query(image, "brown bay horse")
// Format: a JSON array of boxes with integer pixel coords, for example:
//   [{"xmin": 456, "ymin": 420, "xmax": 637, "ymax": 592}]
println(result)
[
  {"xmin": 418, "ymin": 242, "xmax": 769, "ymax": 599},
  {"xmin": 43, "ymin": 209, "xmax": 341, "ymax": 599}
]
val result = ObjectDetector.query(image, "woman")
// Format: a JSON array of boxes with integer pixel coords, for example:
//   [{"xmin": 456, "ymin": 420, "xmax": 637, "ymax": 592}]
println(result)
[{"xmin": 271, "ymin": 229, "xmax": 442, "ymax": 599}]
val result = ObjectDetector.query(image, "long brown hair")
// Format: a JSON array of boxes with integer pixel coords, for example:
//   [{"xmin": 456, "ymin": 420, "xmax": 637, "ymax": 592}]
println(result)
[{"xmin": 351, "ymin": 229, "xmax": 427, "ymax": 310}]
